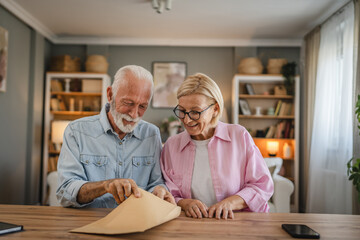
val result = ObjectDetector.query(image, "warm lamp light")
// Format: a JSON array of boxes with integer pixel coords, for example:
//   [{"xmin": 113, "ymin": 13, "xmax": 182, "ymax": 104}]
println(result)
[
  {"xmin": 266, "ymin": 141, "xmax": 279, "ymax": 157},
  {"xmin": 51, "ymin": 121, "xmax": 70, "ymax": 144}
]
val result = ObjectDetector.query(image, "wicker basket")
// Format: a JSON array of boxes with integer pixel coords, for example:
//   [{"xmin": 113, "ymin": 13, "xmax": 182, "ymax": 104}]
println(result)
[
  {"xmin": 50, "ymin": 55, "xmax": 81, "ymax": 72},
  {"xmin": 267, "ymin": 58, "xmax": 287, "ymax": 74},
  {"xmin": 238, "ymin": 57, "xmax": 263, "ymax": 74},
  {"xmin": 85, "ymin": 55, "xmax": 109, "ymax": 73}
]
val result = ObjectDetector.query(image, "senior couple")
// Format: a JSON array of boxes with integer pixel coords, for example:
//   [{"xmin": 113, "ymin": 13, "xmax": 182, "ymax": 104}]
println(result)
[{"xmin": 57, "ymin": 65, "xmax": 273, "ymax": 219}]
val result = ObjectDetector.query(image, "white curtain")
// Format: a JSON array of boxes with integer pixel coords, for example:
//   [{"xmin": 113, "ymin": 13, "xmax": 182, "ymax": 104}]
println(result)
[{"xmin": 307, "ymin": 2, "xmax": 354, "ymax": 214}]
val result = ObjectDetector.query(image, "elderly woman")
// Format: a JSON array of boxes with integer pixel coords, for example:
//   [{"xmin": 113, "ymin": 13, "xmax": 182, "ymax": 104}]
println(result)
[{"xmin": 160, "ymin": 73, "xmax": 273, "ymax": 219}]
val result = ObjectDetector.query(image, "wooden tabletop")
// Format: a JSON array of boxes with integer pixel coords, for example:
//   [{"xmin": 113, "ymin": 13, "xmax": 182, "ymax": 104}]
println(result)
[{"xmin": 0, "ymin": 204, "xmax": 359, "ymax": 239}]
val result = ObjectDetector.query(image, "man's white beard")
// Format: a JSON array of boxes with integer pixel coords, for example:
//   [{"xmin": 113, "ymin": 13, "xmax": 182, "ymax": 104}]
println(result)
[{"xmin": 110, "ymin": 100, "xmax": 141, "ymax": 133}]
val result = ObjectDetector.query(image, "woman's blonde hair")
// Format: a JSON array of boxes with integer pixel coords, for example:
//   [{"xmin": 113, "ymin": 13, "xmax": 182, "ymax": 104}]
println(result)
[{"xmin": 177, "ymin": 73, "xmax": 224, "ymax": 125}]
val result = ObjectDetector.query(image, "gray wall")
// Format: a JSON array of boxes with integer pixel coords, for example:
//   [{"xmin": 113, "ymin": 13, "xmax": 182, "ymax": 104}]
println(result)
[
  {"xmin": 0, "ymin": 6, "xmax": 31, "ymax": 204},
  {"xmin": 0, "ymin": 6, "xmax": 48, "ymax": 204}
]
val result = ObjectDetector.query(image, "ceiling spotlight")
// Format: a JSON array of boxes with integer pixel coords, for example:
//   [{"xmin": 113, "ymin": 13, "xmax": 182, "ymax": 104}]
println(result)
[{"xmin": 152, "ymin": 0, "xmax": 173, "ymax": 14}]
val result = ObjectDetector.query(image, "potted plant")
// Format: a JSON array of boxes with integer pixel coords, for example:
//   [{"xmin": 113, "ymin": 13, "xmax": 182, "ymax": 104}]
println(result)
[
  {"xmin": 281, "ymin": 62, "xmax": 297, "ymax": 96},
  {"xmin": 347, "ymin": 94, "xmax": 360, "ymax": 202}
]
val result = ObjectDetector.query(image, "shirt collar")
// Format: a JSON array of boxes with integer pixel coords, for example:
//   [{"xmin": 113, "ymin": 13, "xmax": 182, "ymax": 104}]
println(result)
[
  {"xmin": 99, "ymin": 103, "xmax": 142, "ymax": 140},
  {"xmin": 179, "ymin": 121, "xmax": 231, "ymax": 151}
]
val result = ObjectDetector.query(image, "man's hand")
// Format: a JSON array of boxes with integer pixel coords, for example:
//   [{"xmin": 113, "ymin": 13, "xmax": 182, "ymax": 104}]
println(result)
[
  {"xmin": 178, "ymin": 199, "xmax": 208, "ymax": 219},
  {"xmin": 208, "ymin": 195, "xmax": 247, "ymax": 220},
  {"xmin": 152, "ymin": 186, "xmax": 176, "ymax": 205},
  {"xmin": 103, "ymin": 178, "xmax": 141, "ymax": 204}
]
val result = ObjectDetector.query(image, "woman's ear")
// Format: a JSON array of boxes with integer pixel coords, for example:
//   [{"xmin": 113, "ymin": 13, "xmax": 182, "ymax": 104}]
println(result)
[{"xmin": 213, "ymin": 103, "xmax": 220, "ymax": 117}]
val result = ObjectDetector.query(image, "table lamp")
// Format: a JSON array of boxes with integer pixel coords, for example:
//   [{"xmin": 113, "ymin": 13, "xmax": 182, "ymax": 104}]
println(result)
[
  {"xmin": 51, "ymin": 120, "xmax": 70, "ymax": 151},
  {"xmin": 266, "ymin": 141, "xmax": 279, "ymax": 157}
]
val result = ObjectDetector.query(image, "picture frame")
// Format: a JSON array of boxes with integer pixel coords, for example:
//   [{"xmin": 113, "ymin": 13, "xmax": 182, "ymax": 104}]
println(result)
[
  {"xmin": 152, "ymin": 61, "xmax": 187, "ymax": 108},
  {"xmin": 245, "ymin": 83, "xmax": 255, "ymax": 95},
  {"xmin": 0, "ymin": 26, "xmax": 8, "ymax": 93},
  {"xmin": 239, "ymin": 99, "xmax": 251, "ymax": 115}
]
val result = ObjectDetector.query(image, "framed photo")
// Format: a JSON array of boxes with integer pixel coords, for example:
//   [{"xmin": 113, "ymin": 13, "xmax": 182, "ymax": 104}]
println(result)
[
  {"xmin": 245, "ymin": 83, "xmax": 255, "ymax": 95},
  {"xmin": 239, "ymin": 99, "xmax": 251, "ymax": 115},
  {"xmin": 152, "ymin": 62, "xmax": 187, "ymax": 108},
  {"xmin": 0, "ymin": 26, "xmax": 8, "ymax": 92}
]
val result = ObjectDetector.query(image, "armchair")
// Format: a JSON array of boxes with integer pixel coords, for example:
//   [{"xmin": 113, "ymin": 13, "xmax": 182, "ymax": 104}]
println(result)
[{"xmin": 264, "ymin": 157, "xmax": 294, "ymax": 213}]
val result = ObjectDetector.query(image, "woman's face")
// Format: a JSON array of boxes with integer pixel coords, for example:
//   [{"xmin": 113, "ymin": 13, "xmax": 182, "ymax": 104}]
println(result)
[{"xmin": 177, "ymin": 94, "xmax": 218, "ymax": 140}]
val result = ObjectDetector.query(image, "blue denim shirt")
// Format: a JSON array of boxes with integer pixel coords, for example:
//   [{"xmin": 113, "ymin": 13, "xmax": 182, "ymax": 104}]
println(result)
[{"xmin": 56, "ymin": 103, "xmax": 165, "ymax": 208}]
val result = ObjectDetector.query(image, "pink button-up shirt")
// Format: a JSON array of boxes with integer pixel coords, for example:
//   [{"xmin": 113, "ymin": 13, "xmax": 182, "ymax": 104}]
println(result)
[{"xmin": 160, "ymin": 121, "xmax": 274, "ymax": 212}]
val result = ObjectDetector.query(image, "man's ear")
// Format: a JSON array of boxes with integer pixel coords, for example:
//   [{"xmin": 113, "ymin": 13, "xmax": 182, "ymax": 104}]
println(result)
[{"xmin": 107, "ymin": 86, "xmax": 113, "ymax": 102}]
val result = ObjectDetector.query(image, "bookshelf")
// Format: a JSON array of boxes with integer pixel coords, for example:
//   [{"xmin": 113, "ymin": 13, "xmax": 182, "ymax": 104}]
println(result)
[
  {"xmin": 232, "ymin": 74, "xmax": 299, "ymax": 212},
  {"xmin": 42, "ymin": 72, "xmax": 111, "ymax": 204}
]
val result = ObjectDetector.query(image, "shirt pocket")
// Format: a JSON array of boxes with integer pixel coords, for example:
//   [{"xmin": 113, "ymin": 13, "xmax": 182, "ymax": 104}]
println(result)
[
  {"xmin": 132, "ymin": 156, "xmax": 155, "ymax": 188},
  {"xmin": 80, "ymin": 155, "xmax": 113, "ymax": 181}
]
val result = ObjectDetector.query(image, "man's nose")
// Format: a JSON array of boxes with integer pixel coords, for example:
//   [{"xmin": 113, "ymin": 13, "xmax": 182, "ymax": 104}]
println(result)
[{"xmin": 127, "ymin": 106, "xmax": 139, "ymax": 119}]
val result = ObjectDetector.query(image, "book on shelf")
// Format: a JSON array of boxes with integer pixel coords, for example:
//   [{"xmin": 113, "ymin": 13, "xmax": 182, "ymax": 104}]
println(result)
[
  {"xmin": 51, "ymin": 79, "xmax": 63, "ymax": 92},
  {"xmin": 265, "ymin": 125, "xmax": 276, "ymax": 138},
  {"xmin": 50, "ymin": 98, "xmax": 59, "ymax": 111},
  {"xmin": 274, "ymin": 100, "xmax": 282, "ymax": 116},
  {"xmin": 278, "ymin": 102, "xmax": 287, "ymax": 116},
  {"xmin": 285, "ymin": 103, "xmax": 293, "ymax": 116},
  {"xmin": 57, "ymin": 95, "xmax": 67, "ymax": 111}
]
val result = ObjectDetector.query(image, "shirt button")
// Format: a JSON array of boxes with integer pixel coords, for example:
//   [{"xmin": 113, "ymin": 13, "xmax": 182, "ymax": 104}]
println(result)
[
  {"xmin": 147, "ymin": 161, "xmax": 151, "ymax": 164},
  {"xmin": 86, "ymin": 160, "xmax": 89, "ymax": 164},
  {"xmin": 97, "ymin": 161, "xmax": 101, "ymax": 165},
  {"xmin": 137, "ymin": 162, "xmax": 140, "ymax": 166},
  {"xmin": 119, "ymin": 142, "xmax": 122, "ymax": 145},
  {"xmin": 118, "ymin": 162, "xmax": 122, "ymax": 166}
]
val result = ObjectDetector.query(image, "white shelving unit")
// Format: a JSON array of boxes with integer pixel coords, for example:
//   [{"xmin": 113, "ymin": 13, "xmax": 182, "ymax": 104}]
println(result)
[
  {"xmin": 232, "ymin": 74, "xmax": 300, "ymax": 212},
  {"xmin": 42, "ymin": 72, "xmax": 110, "ymax": 204}
]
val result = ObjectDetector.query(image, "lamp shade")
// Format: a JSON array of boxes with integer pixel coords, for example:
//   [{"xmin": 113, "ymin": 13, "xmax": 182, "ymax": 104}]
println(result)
[
  {"xmin": 51, "ymin": 120, "xmax": 70, "ymax": 144},
  {"xmin": 266, "ymin": 141, "xmax": 279, "ymax": 156}
]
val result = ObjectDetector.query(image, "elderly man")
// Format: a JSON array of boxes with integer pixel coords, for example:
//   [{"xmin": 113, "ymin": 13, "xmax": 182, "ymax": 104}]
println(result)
[{"xmin": 57, "ymin": 65, "xmax": 175, "ymax": 208}]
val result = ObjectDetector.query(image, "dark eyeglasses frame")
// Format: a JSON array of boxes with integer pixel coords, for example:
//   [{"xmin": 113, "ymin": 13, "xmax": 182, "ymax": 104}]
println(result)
[{"xmin": 173, "ymin": 104, "xmax": 215, "ymax": 121}]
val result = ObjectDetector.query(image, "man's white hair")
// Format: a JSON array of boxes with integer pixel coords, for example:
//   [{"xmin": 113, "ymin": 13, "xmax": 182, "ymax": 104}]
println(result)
[{"xmin": 111, "ymin": 65, "xmax": 154, "ymax": 99}]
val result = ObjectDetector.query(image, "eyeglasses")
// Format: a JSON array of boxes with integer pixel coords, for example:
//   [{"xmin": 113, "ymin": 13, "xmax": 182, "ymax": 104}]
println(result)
[{"xmin": 173, "ymin": 104, "xmax": 215, "ymax": 121}]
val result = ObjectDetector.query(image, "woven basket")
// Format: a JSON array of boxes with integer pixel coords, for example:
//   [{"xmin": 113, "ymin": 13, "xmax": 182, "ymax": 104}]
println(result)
[
  {"xmin": 85, "ymin": 55, "xmax": 109, "ymax": 73},
  {"xmin": 238, "ymin": 57, "xmax": 263, "ymax": 74},
  {"xmin": 50, "ymin": 55, "xmax": 81, "ymax": 72},
  {"xmin": 267, "ymin": 58, "xmax": 287, "ymax": 74}
]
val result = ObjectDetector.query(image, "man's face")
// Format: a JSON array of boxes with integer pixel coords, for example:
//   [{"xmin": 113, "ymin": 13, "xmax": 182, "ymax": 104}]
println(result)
[{"xmin": 109, "ymin": 74, "xmax": 152, "ymax": 133}]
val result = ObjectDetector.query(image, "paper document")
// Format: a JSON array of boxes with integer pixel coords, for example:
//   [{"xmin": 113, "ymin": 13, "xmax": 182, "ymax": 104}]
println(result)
[{"xmin": 71, "ymin": 188, "xmax": 181, "ymax": 235}]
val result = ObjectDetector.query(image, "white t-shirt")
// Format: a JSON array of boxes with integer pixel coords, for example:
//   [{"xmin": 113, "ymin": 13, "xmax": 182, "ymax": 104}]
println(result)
[{"xmin": 190, "ymin": 138, "xmax": 217, "ymax": 207}]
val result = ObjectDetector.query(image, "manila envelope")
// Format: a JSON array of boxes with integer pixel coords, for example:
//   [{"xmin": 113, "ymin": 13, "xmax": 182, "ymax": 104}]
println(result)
[{"xmin": 71, "ymin": 188, "xmax": 181, "ymax": 235}]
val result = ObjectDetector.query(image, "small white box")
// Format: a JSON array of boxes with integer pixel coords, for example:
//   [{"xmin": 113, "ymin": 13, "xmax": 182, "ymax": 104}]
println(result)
[{"xmin": 82, "ymin": 79, "xmax": 102, "ymax": 93}]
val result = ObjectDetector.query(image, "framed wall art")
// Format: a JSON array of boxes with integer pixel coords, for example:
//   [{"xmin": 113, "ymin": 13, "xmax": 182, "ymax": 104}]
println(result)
[
  {"xmin": 239, "ymin": 99, "xmax": 251, "ymax": 115},
  {"xmin": 152, "ymin": 62, "xmax": 187, "ymax": 108},
  {"xmin": 0, "ymin": 26, "xmax": 8, "ymax": 92}
]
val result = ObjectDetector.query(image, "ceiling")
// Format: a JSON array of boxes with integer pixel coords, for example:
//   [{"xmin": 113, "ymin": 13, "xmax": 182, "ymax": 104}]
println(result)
[{"xmin": 0, "ymin": 0, "xmax": 349, "ymax": 46}]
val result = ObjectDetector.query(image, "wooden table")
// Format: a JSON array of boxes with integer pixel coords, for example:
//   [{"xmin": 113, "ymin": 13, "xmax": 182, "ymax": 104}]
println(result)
[{"xmin": 0, "ymin": 204, "xmax": 359, "ymax": 239}]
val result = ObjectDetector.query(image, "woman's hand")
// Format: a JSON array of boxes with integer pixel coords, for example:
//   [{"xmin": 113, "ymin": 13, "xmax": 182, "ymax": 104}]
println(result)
[
  {"xmin": 208, "ymin": 195, "xmax": 247, "ymax": 220},
  {"xmin": 178, "ymin": 199, "xmax": 208, "ymax": 219}
]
